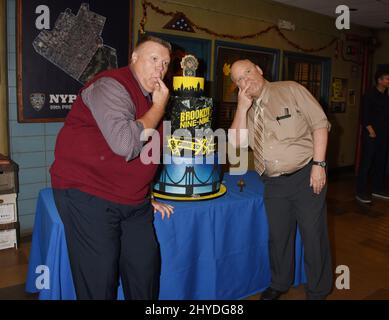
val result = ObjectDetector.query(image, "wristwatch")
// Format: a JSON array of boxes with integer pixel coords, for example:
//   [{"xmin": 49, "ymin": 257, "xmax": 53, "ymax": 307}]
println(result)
[{"xmin": 313, "ymin": 160, "xmax": 327, "ymax": 168}]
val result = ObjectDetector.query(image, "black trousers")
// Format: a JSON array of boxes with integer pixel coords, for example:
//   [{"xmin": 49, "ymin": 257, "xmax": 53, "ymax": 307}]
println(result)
[
  {"xmin": 356, "ymin": 130, "xmax": 389, "ymax": 195},
  {"xmin": 262, "ymin": 163, "xmax": 333, "ymax": 299},
  {"xmin": 53, "ymin": 188, "xmax": 160, "ymax": 300}
]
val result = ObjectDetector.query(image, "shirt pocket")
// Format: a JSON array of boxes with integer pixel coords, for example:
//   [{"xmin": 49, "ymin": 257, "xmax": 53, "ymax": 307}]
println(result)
[{"xmin": 272, "ymin": 110, "xmax": 307, "ymax": 141}]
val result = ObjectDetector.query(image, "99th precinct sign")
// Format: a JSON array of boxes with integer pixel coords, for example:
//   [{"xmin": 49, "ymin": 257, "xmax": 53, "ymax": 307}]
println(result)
[{"xmin": 16, "ymin": 0, "xmax": 133, "ymax": 123}]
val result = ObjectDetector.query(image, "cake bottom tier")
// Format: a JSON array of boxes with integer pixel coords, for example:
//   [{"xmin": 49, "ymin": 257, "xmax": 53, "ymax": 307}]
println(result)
[{"xmin": 153, "ymin": 154, "xmax": 222, "ymax": 197}]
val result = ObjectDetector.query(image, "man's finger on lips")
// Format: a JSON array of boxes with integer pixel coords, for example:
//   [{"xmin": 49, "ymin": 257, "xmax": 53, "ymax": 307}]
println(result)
[
  {"xmin": 157, "ymin": 78, "xmax": 166, "ymax": 88},
  {"xmin": 155, "ymin": 80, "xmax": 161, "ymax": 88}
]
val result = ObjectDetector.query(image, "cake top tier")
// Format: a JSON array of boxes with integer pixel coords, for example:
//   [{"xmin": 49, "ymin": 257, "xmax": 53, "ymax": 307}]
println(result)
[{"xmin": 173, "ymin": 55, "xmax": 204, "ymax": 97}]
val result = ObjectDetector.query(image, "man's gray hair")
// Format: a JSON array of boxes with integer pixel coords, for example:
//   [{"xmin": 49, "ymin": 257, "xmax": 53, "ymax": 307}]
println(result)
[{"xmin": 135, "ymin": 35, "xmax": 172, "ymax": 53}]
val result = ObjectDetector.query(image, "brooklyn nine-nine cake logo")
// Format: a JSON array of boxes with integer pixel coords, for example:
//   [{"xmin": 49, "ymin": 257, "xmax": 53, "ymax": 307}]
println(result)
[{"xmin": 179, "ymin": 106, "xmax": 211, "ymax": 129}]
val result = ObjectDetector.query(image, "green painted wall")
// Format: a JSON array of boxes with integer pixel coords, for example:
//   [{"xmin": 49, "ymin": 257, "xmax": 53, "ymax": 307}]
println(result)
[{"xmin": 134, "ymin": 0, "xmax": 373, "ymax": 168}]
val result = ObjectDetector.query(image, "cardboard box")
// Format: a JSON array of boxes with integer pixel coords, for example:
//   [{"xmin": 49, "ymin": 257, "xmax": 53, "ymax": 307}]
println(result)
[
  {"xmin": 0, "ymin": 229, "xmax": 17, "ymax": 250},
  {"xmin": 0, "ymin": 194, "xmax": 18, "ymax": 224},
  {"xmin": 0, "ymin": 160, "xmax": 19, "ymax": 195}
]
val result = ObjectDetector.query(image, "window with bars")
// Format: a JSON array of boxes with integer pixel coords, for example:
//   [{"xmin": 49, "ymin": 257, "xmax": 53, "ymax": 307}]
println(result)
[{"xmin": 283, "ymin": 53, "xmax": 330, "ymax": 107}]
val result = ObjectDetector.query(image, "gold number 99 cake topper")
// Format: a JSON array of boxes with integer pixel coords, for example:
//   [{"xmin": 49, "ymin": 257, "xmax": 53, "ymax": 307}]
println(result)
[{"xmin": 181, "ymin": 55, "xmax": 199, "ymax": 77}]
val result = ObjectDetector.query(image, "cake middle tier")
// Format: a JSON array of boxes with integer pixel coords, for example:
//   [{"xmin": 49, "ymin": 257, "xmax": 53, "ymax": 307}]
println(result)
[{"xmin": 167, "ymin": 96, "xmax": 213, "ymax": 135}]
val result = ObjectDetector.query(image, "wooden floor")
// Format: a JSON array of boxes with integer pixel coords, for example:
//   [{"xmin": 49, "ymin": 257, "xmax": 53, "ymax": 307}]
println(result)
[{"xmin": 1, "ymin": 172, "xmax": 389, "ymax": 300}]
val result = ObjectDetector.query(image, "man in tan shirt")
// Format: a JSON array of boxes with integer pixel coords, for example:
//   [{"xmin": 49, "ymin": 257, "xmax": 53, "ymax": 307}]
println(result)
[{"xmin": 230, "ymin": 59, "xmax": 332, "ymax": 300}]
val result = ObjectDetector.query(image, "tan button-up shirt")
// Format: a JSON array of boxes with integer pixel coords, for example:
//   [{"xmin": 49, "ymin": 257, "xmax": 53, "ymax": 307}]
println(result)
[{"xmin": 247, "ymin": 80, "xmax": 331, "ymax": 177}]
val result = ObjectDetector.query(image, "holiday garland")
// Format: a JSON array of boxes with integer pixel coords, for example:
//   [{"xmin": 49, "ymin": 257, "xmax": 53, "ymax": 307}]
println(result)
[{"xmin": 140, "ymin": 0, "xmax": 338, "ymax": 53}]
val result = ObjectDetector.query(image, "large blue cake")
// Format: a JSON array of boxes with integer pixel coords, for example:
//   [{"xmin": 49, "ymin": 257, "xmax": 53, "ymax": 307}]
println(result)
[{"xmin": 153, "ymin": 55, "xmax": 225, "ymax": 200}]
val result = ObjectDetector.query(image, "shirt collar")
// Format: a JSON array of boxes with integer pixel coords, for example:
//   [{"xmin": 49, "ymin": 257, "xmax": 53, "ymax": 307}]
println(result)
[
  {"xmin": 254, "ymin": 80, "xmax": 270, "ymax": 109},
  {"xmin": 129, "ymin": 66, "xmax": 150, "ymax": 97}
]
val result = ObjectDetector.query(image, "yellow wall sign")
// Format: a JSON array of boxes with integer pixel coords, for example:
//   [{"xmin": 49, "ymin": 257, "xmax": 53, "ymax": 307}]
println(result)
[
  {"xmin": 330, "ymin": 77, "xmax": 347, "ymax": 113},
  {"xmin": 331, "ymin": 78, "xmax": 347, "ymax": 103}
]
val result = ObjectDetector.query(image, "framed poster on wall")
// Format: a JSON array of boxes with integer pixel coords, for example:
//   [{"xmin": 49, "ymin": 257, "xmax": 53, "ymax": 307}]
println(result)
[
  {"xmin": 17, "ymin": 0, "xmax": 134, "ymax": 123},
  {"xmin": 214, "ymin": 41, "xmax": 280, "ymax": 130}
]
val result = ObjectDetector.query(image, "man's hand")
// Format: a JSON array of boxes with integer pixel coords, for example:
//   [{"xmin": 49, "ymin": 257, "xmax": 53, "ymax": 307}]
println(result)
[
  {"xmin": 138, "ymin": 79, "xmax": 169, "ymax": 130},
  {"xmin": 152, "ymin": 78, "xmax": 169, "ymax": 109},
  {"xmin": 151, "ymin": 200, "xmax": 174, "ymax": 220},
  {"xmin": 237, "ymin": 84, "xmax": 254, "ymax": 113},
  {"xmin": 310, "ymin": 165, "xmax": 326, "ymax": 195},
  {"xmin": 366, "ymin": 125, "xmax": 377, "ymax": 138}
]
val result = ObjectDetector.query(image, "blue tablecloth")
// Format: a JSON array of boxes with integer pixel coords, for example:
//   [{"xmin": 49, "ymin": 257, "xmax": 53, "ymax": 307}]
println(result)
[{"xmin": 26, "ymin": 171, "xmax": 306, "ymax": 300}]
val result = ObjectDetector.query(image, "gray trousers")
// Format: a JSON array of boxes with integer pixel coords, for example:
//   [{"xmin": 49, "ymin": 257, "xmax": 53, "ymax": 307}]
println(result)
[{"xmin": 262, "ymin": 163, "xmax": 333, "ymax": 299}]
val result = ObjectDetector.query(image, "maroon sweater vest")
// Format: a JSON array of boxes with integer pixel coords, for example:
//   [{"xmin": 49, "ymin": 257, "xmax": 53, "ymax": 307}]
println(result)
[{"xmin": 50, "ymin": 67, "xmax": 162, "ymax": 205}]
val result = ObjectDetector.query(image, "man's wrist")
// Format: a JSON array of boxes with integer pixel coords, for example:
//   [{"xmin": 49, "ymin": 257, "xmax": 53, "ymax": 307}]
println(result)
[
  {"xmin": 152, "ymin": 102, "xmax": 167, "ymax": 110},
  {"xmin": 236, "ymin": 105, "xmax": 250, "ymax": 114},
  {"xmin": 312, "ymin": 160, "xmax": 327, "ymax": 168}
]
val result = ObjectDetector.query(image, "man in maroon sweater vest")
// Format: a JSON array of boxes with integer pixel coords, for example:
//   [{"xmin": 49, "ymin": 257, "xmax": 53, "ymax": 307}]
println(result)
[{"xmin": 50, "ymin": 36, "xmax": 174, "ymax": 300}]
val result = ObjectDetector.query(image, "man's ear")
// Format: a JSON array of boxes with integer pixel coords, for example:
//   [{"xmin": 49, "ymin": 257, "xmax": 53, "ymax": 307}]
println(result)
[
  {"xmin": 131, "ymin": 51, "xmax": 138, "ymax": 64},
  {"xmin": 256, "ymin": 66, "xmax": 263, "ymax": 76}
]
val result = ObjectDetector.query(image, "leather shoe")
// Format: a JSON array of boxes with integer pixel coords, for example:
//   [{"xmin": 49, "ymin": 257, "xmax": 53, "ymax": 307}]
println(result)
[{"xmin": 260, "ymin": 287, "xmax": 285, "ymax": 300}]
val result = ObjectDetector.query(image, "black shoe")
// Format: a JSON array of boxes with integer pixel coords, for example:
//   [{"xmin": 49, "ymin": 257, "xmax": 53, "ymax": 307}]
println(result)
[
  {"xmin": 260, "ymin": 287, "xmax": 285, "ymax": 300},
  {"xmin": 372, "ymin": 191, "xmax": 389, "ymax": 200},
  {"xmin": 355, "ymin": 194, "xmax": 372, "ymax": 204}
]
